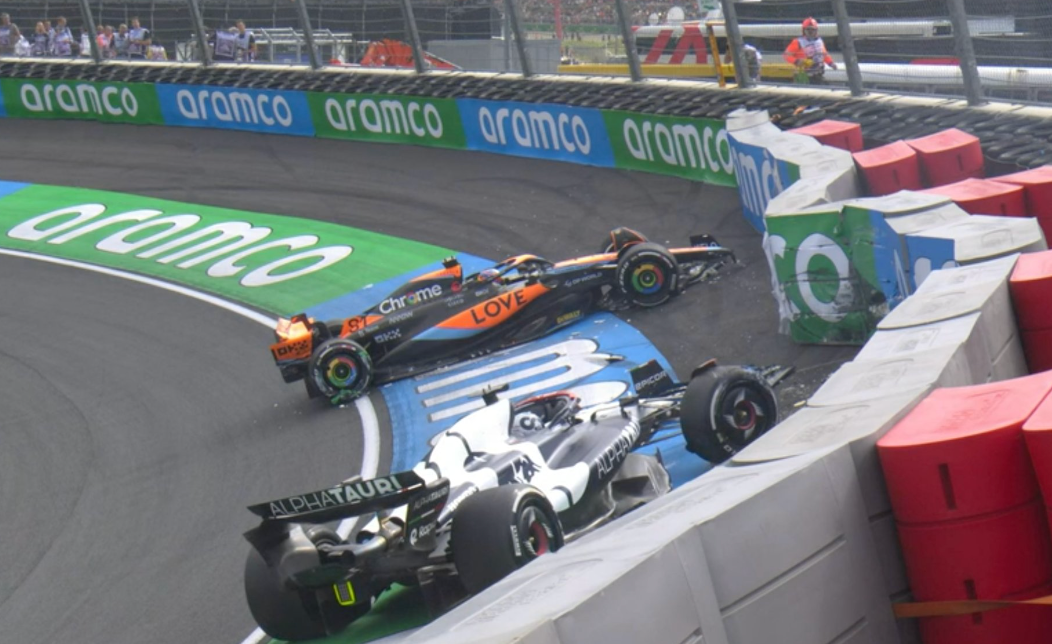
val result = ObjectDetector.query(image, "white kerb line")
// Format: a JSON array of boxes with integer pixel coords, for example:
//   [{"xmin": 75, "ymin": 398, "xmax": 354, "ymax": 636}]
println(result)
[{"xmin": 0, "ymin": 249, "xmax": 382, "ymax": 644}]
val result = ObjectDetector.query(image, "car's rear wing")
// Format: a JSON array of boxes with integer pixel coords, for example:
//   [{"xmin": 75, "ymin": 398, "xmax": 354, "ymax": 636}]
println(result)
[{"xmin": 247, "ymin": 470, "xmax": 426, "ymax": 525}]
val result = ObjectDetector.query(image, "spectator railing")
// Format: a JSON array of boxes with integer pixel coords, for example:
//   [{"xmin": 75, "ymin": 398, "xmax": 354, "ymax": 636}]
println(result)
[{"xmin": 2, "ymin": 0, "xmax": 1052, "ymax": 105}]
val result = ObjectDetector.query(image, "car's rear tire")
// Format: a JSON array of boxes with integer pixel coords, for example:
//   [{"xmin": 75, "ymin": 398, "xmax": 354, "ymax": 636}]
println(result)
[
  {"xmin": 452, "ymin": 485, "xmax": 563, "ymax": 594},
  {"xmin": 680, "ymin": 366, "xmax": 778, "ymax": 463},
  {"xmin": 244, "ymin": 549, "xmax": 327, "ymax": 642},
  {"xmin": 307, "ymin": 338, "xmax": 373, "ymax": 404},
  {"xmin": 615, "ymin": 242, "xmax": 679, "ymax": 307}
]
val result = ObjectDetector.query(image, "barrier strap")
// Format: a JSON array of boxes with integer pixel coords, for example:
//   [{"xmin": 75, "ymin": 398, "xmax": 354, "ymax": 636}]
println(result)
[{"xmin": 894, "ymin": 595, "xmax": 1052, "ymax": 618}]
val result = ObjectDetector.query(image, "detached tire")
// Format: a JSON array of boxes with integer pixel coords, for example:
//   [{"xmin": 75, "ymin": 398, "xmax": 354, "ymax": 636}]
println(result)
[
  {"xmin": 681, "ymin": 366, "xmax": 778, "ymax": 464},
  {"xmin": 452, "ymin": 485, "xmax": 563, "ymax": 594},
  {"xmin": 244, "ymin": 549, "xmax": 327, "ymax": 642},
  {"xmin": 307, "ymin": 338, "xmax": 373, "ymax": 404},
  {"xmin": 615, "ymin": 243, "xmax": 679, "ymax": 308}
]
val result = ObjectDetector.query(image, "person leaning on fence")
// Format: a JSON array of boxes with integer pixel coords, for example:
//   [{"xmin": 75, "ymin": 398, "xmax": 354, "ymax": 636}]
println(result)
[
  {"xmin": 113, "ymin": 23, "xmax": 130, "ymax": 58},
  {"xmin": 127, "ymin": 17, "xmax": 150, "ymax": 59},
  {"xmin": 50, "ymin": 16, "xmax": 74, "ymax": 57},
  {"xmin": 97, "ymin": 25, "xmax": 115, "ymax": 59},
  {"xmin": 29, "ymin": 21, "xmax": 49, "ymax": 57},
  {"xmin": 783, "ymin": 17, "xmax": 837, "ymax": 84},
  {"xmin": 234, "ymin": 20, "xmax": 256, "ymax": 62},
  {"xmin": 0, "ymin": 13, "xmax": 21, "ymax": 55}
]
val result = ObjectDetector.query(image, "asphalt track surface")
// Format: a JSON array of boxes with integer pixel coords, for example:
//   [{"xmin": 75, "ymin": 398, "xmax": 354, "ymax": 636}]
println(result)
[{"xmin": 0, "ymin": 119, "xmax": 857, "ymax": 644}]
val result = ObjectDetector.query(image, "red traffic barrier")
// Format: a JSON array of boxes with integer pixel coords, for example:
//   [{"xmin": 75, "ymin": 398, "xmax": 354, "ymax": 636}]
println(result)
[
  {"xmin": 1009, "ymin": 250, "xmax": 1052, "ymax": 332},
  {"xmin": 1023, "ymin": 393, "xmax": 1052, "ymax": 510},
  {"xmin": 852, "ymin": 140, "xmax": 923, "ymax": 196},
  {"xmin": 918, "ymin": 581, "xmax": 1052, "ymax": 644},
  {"xmin": 993, "ymin": 166, "xmax": 1052, "ymax": 241},
  {"xmin": 920, "ymin": 178, "xmax": 1027, "ymax": 216},
  {"xmin": 877, "ymin": 373, "xmax": 1052, "ymax": 523},
  {"xmin": 790, "ymin": 119, "xmax": 864, "ymax": 152},
  {"xmin": 906, "ymin": 128, "xmax": 985, "ymax": 187},
  {"xmin": 1021, "ymin": 328, "xmax": 1052, "ymax": 374}
]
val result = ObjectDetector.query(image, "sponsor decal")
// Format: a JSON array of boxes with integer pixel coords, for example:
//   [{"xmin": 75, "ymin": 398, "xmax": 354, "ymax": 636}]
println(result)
[
  {"xmin": 273, "ymin": 337, "xmax": 311, "ymax": 361},
  {"xmin": 469, "ymin": 291, "xmax": 528, "ymax": 326},
  {"xmin": 379, "ymin": 283, "xmax": 443, "ymax": 314},
  {"xmin": 459, "ymin": 99, "xmax": 614, "ymax": 167},
  {"xmin": 375, "ymin": 328, "xmax": 402, "ymax": 343},
  {"xmin": 510, "ymin": 455, "xmax": 540, "ymax": 484},
  {"xmin": 595, "ymin": 420, "xmax": 641, "ymax": 477},
  {"xmin": 555, "ymin": 310, "xmax": 582, "ymax": 325},
  {"xmin": 408, "ymin": 521, "xmax": 436, "ymax": 546},
  {"xmin": 386, "ymin": 310, "xmax": 415, "ymax": 324},
  {"xmin": 509, "ymin": 525, "xmax": 522, "ymax": 558},
  {"xmin": 0, "ymin": 184, "xmax": 455, "ymax": 315},
  {"xmin": 156, "ymin": 84, "xmax": 314, "ymax": 136},
  {"xmin": 0, "ymin": 79, "xmax": 162, "ymax": 124},
  {"xmin": 729, "ymin": 134, "xmax": 784, "ymax": 233},
  {"xmin": 635, "ymin": 369, "xmax": 672, "ymax": 394},
  {"xmin": 267, "ymin": 475, "xmax": 403, "ymax": 517},
  {"xmin": 564, "ymin": 272, "xmax": 604, "ymax": 288},
  {"xmin": 310, "ymin": 92, "xmax": 466, "ymax": 149},
  {"xmin": 604, "ymin": 111, "xmax": 736, "ymax": 187}
]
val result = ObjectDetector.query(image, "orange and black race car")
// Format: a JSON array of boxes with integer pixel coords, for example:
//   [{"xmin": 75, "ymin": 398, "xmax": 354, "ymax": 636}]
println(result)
[{"xmin": 270, "ymin": 227, "xmax": 736, "ymax": 404}]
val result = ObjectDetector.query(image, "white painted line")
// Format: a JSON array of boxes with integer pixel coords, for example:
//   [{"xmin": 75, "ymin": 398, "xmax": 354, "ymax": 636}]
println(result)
[{"xmin": 0, "ymin": 249, "xmax": 382, "ymax": 644}]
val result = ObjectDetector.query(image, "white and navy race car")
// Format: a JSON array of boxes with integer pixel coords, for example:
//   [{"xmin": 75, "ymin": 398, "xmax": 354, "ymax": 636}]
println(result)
[{"xmin": 243, "ymin": 360, "xmax": 786, "ymax": 641}]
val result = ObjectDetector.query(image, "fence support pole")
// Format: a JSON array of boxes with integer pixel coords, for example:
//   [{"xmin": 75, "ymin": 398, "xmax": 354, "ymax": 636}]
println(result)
[
  {"xmin": 294, "ymin": 0, "xmax": 321, "ymax": 69},
  {"xmin": 399, "ymin": 0, "xmax": 427, "ymax": 73},
  {"xmin": 719, "ymin": 0, "xmax": 750, "ymax": 88},
  {"xmin": 947, "ymin": 0, "xmax": 984, "ymax": 105},
  {"xmin": 831, "ymin": 0, "xmax": 864, "ymax": 95},
  {"xmin": 505, "ymin": 0, "xmax": 532, "ymax": 77},
  {"xmin": 186, "ymin": 0, "xmax": 212, "ymax": 65},
  {"xmin": 613, "ymin": 0, "xmax": 642, "ymax": 82},
  {"xmin": 75, "ymin": 0, "xmax": 102, "ymax": 62}
]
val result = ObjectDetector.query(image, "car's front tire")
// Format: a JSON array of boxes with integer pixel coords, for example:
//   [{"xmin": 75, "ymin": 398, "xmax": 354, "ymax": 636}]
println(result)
[
  {"xmin": 451, "ymin": 485, "xmax": 564, "ymax": 594},
  {"xmin": 615, "ymin": 242, "xmax": 679, "ymax": 308},
  {"xmin": 680, "ymin": 365, "xmax": 778, "ymax": 463}
]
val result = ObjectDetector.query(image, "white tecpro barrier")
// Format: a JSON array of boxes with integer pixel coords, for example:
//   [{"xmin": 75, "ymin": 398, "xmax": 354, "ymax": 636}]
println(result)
[{"xmin": 388, "ymin": 446, "xmax": 898, "ymax": 644}]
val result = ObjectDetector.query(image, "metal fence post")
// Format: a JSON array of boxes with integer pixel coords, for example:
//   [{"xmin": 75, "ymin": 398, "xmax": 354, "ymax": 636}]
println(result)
[
  {"xmin": 399, "ymin": 0, "xmax": 427, "ymax": 74},
  {"xmin": 831, "ymin": 0, "xmax": 863, "ymax": 95},
  {"xmin": 75, "ymin": 0, "xmax": 102, "ymax": 62},
  {"xmin": 505, "ymin": 0, "xmax": 532, "ymax": 77},
  {"xmin": 613, "ymin": 0, "xmax": 642, "ymax": 82},
  {"xmin": 946, "ymin": 0, "xmax": 984, "ymax": 105},
  {"xmin": 293, "ymin": 0, "xmax": 321, "ymax": 69},
  {"xmin": 186, "ymin": 0, "xmax": 212, "ymax": 65},
  {"xmin": 719, "ymin": 0, "xmax": 750, "ymax": 88}
]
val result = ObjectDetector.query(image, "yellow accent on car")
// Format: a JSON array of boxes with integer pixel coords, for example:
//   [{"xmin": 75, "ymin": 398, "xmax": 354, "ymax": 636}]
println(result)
[{"xmin": 334, "ymin": 581, "xmax": 357, "ymax": 606}]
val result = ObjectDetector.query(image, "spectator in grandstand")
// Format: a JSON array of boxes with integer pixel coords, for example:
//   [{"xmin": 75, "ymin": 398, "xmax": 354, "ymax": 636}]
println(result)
[
  {"xmin": 147, "ymin": 41, "xmax": 167, "ymax": 61},
  {"xmin": 127, "ymin": 17, "xmax": 150, "ymax": 59},
  {"xmin": 97, "ymin": 25, "xmax": 115, "ymax": 59},
  {"xmin": 50, "ymin": 16, "xmax": 74, "ymax": 57},
  {"xmin": 234, "ymin": 20, "xmax": 256, "ymax": 62},
  {"xmin": 783, "ymin": 17, "xmax": 836, "ymax": 84},
  {"xmin": 113, "ymin": 23, "xmax": 130, "ymax": 58},
  {"xmin": 29, "ymin": 21, "xmax": 49, "ymax": 57},
  {"xmin": 0, "ymin": 13, "xmax": 21, "ymax": 55}
]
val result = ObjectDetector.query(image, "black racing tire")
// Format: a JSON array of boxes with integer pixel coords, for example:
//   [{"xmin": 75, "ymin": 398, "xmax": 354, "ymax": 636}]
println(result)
[
  {"xmin": 244, "ymin": 549, "xmax": 327, "ymax": 642},
  {"xmin": 680, "ymin": 366, "xmax": 779, "ymax": 464},
  {"xmin": 307, "ymin": 338, "xmax": 373, "ymax": 404},
  {"xmin": 615, "ymin": 242, "xmax": 679, "ymax": 308},
  {"xmin": 452, "ymin": 485, "xmax": 563, "ymax": 595}
]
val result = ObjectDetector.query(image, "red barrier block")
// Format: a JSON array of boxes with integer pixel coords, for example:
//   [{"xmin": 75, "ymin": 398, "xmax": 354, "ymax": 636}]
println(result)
[
  {"xmin": 1010, "ymin": 250, "xmax": 1052, "ymax": 332},
  {"xmin": 852, "ymin": 140, "xmax": 923, "ymax": 196},
  {"xmin": 919, "ymin": 581, "xmax": 1052, "ymax": 644},
  {"xmin": 897, "ymin": 499, "xmax": 1052, "ymax": 600},
  {"xmin": 920, "ymin": 178, "xmax": 1027, "ymax": 216},
  {"xmin": 906, "ymin": 128, "xmax": 985, "ymax": 187},
  {"xmin": 1021, "ymin": 329, "xmax": 1052, "ymax": 374},
  {"xmin": 1023, "ymin": 394, "xmax": 1052, "ymax": 509},
  {"xmin": 993, "ymin": 166, "xmax": 1052, "ymax": 219},
  {"xmin": 790, "ymin": 119, "xmax": 864, "ymax": 152},
  {"xmin": 877, "ymin": 372, "xmax": 1052, "ymax": 523}
]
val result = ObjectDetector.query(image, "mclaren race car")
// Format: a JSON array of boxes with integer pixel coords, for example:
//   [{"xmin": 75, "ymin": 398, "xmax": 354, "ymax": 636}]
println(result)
[
  {"xmin": 270, "ymin": 227, "xmax": 736, "ymax": 404},
  {"xmin": 244, "ymin": 359, "xmax": 785, "ymax": 641}
]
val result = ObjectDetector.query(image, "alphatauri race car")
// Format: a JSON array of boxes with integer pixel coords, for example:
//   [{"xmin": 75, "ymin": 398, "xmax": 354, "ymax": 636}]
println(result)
[
  {"xmin": 244, "ymin": 359, "xmax": 785, "ymax": 641},
  {"xmin": 270, "ymin": 227, "xmax": 735, "ymax": 404}
]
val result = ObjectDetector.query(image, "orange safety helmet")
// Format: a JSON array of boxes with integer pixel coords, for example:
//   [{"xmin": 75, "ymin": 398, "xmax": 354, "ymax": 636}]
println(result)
[{"xmin": 802, "ymin": 17, "xmax": 819, "ymax": 33}]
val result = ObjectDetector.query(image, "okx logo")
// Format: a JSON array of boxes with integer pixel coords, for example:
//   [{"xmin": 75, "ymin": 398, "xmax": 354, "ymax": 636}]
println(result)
[{"xmin": 156, "ymin": 84, "xmax": 314, "ymax": 136}]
